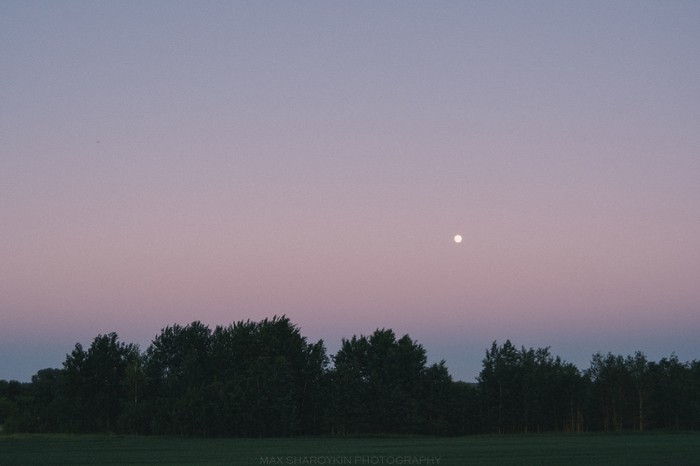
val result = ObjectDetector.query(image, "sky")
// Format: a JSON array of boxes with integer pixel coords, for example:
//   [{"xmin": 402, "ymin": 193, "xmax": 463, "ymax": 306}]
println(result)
[{"xmin": 1, "ymin": 1, "xmax": 699, "ymax": 383}]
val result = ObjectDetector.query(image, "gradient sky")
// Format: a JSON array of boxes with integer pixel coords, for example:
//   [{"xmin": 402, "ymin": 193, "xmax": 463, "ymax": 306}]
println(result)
[{"xmin": 2, "ymin": 1, "xmax": 699, "ymax": 382}]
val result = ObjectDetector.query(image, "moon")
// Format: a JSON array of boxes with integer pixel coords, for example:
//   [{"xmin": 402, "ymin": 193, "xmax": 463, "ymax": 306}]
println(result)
[{"xmin": 453, "ymin": 234, "xmax": 462, "ymax": 244}]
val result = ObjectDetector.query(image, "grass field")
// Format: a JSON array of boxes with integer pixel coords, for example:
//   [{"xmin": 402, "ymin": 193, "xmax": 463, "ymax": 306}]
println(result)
[{"xmin": 1, "ymin": 432, "xmax": 699, "ymax": 465}]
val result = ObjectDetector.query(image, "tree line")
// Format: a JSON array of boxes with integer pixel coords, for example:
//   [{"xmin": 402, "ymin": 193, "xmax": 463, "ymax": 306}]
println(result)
[{"xmin": 1, "ymin": 316, "xmax": 699, "ymax": 436}]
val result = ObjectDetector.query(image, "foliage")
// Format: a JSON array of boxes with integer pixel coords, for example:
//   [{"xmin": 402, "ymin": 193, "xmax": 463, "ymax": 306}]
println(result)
[
  {"xmin": 330, "ymin": 329, "xmax": 425, "ymax": 434},
  {"xmin": 479, "ymin": 341, "xmax": 586, "ymax": 433},
  {"xmin": 2, "ymin": 318, "xmax": 699, "ymax": 437}
]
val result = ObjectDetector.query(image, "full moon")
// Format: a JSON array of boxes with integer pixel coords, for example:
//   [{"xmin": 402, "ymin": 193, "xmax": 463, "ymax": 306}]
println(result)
[{"xmin": 453, "ymin": 234, "xmax": 462, "ymax": 244}]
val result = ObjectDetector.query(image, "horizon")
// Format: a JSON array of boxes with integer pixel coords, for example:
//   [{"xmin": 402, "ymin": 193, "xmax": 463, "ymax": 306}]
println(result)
[
  {"xmin": 2, "ymin": 1, "xmax": 699, "ymax": 383},
  {"xmin": 3, "ymin": 313, "xmax": 699, "ymax": 384}
]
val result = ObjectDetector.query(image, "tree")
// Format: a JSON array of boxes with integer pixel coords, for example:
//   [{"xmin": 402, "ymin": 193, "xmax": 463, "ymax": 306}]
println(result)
[
  {"xmin": 328, "ymin": 334, "xmax": 371, "ymax": 434},
  {"xmin": 208, "ymin": 315, "xmax": 327, "ymax": 437},
  {"xmin": 143, "ymin": 321, "xmax": 213, "ymax": 436},
  {"xmin": 420, "ymin": 361, "xmax": 459, "ymax": 435},
  {"xmin": 586, "ymin": 353, "xmax": 636, "ymax": 431},
  {"xmin": 6, "ymin": 316, "xmax": 700, "ymax": 436},
  {"xmin": 626, "ymin": 351, "xmax": 650, "ymax": 431},
  {"xmin": 646, "ymin": 354, "xmax": 700, "ymax": 430},
  {"xmin": 478, "ymin": 340, "xmax": 521, "ymax": 433},
  {"xmin": 0, "ymin": 379, "xmax": 19, "ymax": 432},
  {"xmin": 61, "ymin": 333, "xmax": 141, "ymax": 433},
  {"xmin": 330, "ymin": 329, "xmax": 428, "ymax": 434},
  {"xmin": 478, "ymin": 341, "xmax": 586, "ymax": 433}
]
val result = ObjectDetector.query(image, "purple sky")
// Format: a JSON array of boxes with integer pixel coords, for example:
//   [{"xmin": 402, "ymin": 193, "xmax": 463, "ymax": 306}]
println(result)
[{"xmin": 2, "ymin": 1, "xmax": 699, "ymax": 382}]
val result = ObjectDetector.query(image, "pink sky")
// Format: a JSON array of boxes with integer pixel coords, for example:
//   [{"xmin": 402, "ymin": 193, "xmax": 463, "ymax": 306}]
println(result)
[{"xmin": 1, "ymin": 1, "xmax": 699, "ymax": 381}]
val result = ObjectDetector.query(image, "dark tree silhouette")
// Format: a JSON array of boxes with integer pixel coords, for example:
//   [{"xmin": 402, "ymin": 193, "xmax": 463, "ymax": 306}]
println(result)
[{"xmin": 2, "ymin": 318, "xmax": 699, "ymax": 437}]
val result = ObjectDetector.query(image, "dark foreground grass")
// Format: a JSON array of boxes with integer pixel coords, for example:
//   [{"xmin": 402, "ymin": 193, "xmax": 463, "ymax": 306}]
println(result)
[{"xmin": 1, "ymin": 432, "xmax": 699, "ymax": 465}]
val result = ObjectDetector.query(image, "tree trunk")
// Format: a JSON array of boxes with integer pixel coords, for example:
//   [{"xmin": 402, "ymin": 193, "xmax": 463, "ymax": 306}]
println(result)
[{"xmin": 638, "ymin": 388, "xmax": 644, "ymax": 431}]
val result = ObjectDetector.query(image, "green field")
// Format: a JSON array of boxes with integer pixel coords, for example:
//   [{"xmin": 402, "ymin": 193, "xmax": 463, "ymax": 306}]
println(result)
[{"xmin": 1, "ymin": 433, "xmax": 699, "ymax": 465}]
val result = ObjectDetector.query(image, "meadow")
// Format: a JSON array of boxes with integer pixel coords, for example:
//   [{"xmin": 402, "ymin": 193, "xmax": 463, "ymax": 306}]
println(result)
[{"xmin": 1, "ymin": 432, "xmax": 699, "ymax": 465}]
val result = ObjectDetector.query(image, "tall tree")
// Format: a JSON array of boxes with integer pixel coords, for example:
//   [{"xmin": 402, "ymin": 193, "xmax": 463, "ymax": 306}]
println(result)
[
  {"xmin": 478, "ymin": 341, "xmax": 586, "ymax": 433},
  {"xmin": 420, "ymin": 361, "xmax": 456, "ymax": 435},
  {"xmin": 62, "ymin": 333, "xmax": 140, "ymax": 433},
  {"xmin": 329, "ymin": 334, "xmax": 371, "ymax": 434},
  {"xmin": 479, "ymin": 340, "xmax": 521, "ymax": 433},
  {"xmin": 143, "ymin": 321, "xmax": 213, "ymax": 436},
  {"xmin": 331, "ymin": 329, "xmax": 427, "ymax": 434},
  {"xmin": 586, "ymin": 353, "xmax": 636, "ymax": 431},
  {"xmin": 626, "ymin": 351, "xmax": 650, "ymax": 431}
]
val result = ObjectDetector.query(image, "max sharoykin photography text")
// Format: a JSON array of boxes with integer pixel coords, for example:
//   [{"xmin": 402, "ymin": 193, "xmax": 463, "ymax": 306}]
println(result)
[{"xmin": 259, "ymin": 456, "xmax": 441, "ymax": 465}]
